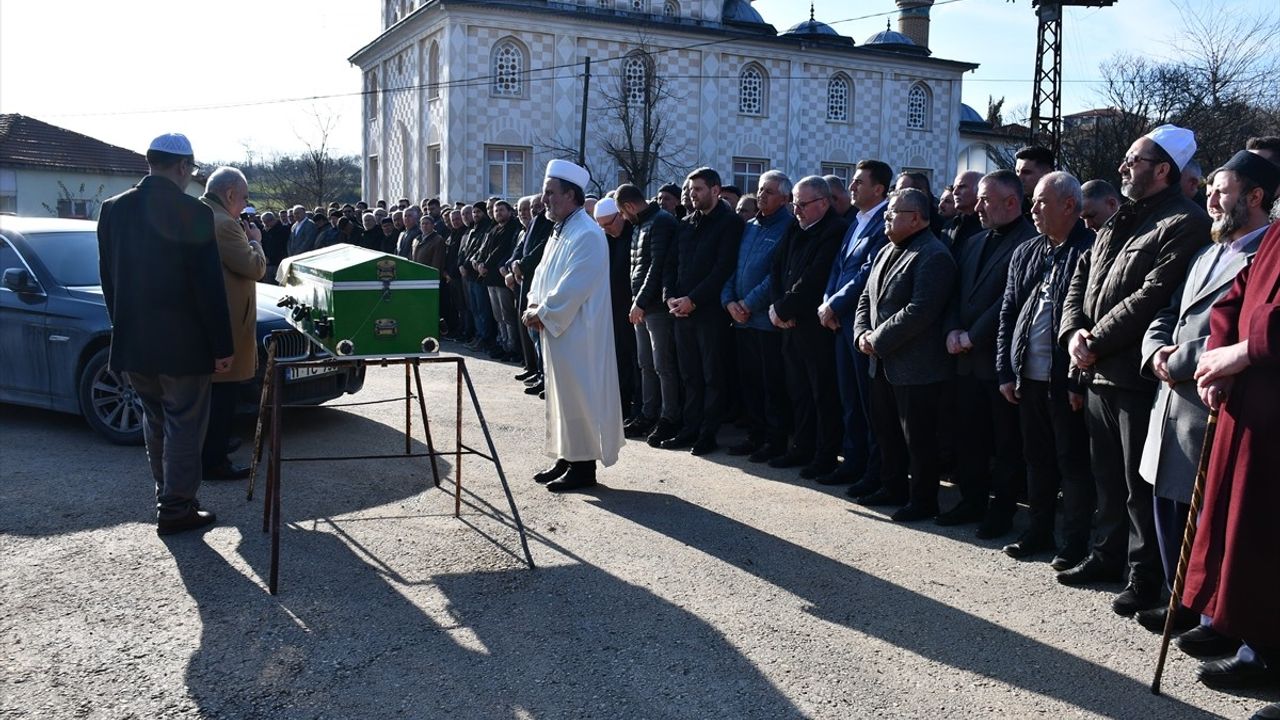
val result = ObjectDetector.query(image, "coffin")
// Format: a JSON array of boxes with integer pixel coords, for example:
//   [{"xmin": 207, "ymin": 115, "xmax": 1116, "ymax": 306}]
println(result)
[{"xmin": 275, "ymin": 244, "xmax": 440, "ymax": 358}]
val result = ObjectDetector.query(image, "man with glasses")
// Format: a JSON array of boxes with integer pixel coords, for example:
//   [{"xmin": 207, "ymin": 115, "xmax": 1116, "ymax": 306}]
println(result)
[
  {"xmin": 1057, "ymin": 125, "xmax": 1210, "ymax": 619},
  {"xmin": 766, "ymin": 176, "xmax": 849, "ymax": 480},
  {"xmin": 853, "ymin": 188, "xmax": 957, "ymax": 521},
  {"xmin": 97, "ymin": 133, "xmax": 234, "ymax": 536}
]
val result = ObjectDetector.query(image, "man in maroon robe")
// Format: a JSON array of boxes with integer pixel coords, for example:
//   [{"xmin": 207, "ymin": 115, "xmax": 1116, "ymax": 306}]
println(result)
[{"xmin": 1182, "ymin": 179, "xmax": 1280, "ymax": 706}]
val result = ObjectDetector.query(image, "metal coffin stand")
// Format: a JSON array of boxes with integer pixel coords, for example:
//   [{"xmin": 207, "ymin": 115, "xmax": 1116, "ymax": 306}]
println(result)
[{"xmin": 250, "ymin": 330, "xmax": 535, "ymax": 595}]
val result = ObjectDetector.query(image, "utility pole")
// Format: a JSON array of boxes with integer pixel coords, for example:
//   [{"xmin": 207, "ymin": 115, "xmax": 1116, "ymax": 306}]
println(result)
[
  {"xmin": 578, "ymin": 57, "xmax": 591, "ymax": 166},
  {"xmin": 1027, "ymin": 0, "xmax": 1116, "ymax": 164}
]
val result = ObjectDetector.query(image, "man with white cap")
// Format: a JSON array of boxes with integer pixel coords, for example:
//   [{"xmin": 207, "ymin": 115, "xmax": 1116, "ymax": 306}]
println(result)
[
  {"xmin": 523, "ymin": 159, "xmax": 625, "ymax": 492},
  {"xmin": 97, "ymin": 133, "xmax": 234, "ymax": 535},
  {"xmin": 1056, "ymin": 124, "xmax": 1211, "ymax": 618},
  {"xmin": 595, "ymin": 196, "xmax": 640, "ymax": 420}
]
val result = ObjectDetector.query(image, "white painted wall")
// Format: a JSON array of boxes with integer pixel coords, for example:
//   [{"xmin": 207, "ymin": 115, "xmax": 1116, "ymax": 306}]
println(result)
[{"xmin": 1, "ymin": 167, "xmax": 142, "ymax": 220}]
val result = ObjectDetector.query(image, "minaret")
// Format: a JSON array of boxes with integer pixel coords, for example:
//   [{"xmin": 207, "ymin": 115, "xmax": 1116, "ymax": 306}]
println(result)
[{"xmin": 896, "ymin": 0, "xmax": 935, "ymax": 49}]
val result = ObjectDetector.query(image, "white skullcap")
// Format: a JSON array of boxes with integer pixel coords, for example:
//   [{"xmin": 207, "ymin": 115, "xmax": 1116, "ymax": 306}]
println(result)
[
  {"xmin": 148, "ymin": 132, "xmax": 194, "ymax": 156},
  {"xmin": 545, "ymin": 159, "xmax": 590, "ymax": 191},
  {"xmin": 593, "ymin": 197, "xmax": 618, "ymax": 219},
  {"xmin": 1144, "ymin": 124, "xmax": 1197, "ymax": 171}
]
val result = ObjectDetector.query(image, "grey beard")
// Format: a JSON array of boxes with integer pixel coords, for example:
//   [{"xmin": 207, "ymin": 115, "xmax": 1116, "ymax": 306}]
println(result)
[{"xmin": 1211, "ymin": 200, "xmax": 1250, "ymax": 243}]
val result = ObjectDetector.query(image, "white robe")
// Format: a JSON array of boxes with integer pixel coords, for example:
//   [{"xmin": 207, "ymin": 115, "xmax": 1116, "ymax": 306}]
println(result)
[{"xmin": 526, "ymin": 207, "xmax": 625, "ymax": 465}]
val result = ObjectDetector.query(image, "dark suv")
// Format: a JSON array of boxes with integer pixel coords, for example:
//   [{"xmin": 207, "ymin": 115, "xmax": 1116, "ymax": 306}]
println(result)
[{"xmin": 0, "ymin": 216, "xmax": 363, "ymax": 444}]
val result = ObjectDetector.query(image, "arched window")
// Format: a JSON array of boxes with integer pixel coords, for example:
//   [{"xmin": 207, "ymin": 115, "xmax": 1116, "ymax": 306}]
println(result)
[
  {"xmin": 624, "ymin": 53, "xmax": 649, "ymax": 106},
  {"xmin": 492, "ymin": 39, "xmax": 524, "ymax": 97},
  {"xmin": 631, "ymin": 0, "xmax": 646, "ymax": 10},
  {"xmin": 739, "ymin": 64, "xmax": 765, "ymax": 116},
  {"xmin": 664, "ymin": 0, "xmax": 679, "ymax": 16},
  {"xmin": 427, "ymin": 42, "xmax": 440, "ymax": 99},
  {"xmin": 365, "ymin": 70, "xmax": 379, "ymax": 121},
  {"xmin": 827, "ymin": 74, "xmax": 850, "ymax": 122},
  {"xmin": 907, "ymin": 82, "xmax": 930, "ymax": 130}
]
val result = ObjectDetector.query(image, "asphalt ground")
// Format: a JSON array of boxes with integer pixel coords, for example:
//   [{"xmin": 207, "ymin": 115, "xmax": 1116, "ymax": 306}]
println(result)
[{"xmin": 2, "ymin": 344, "xmax": 1275, "ymax": 719}]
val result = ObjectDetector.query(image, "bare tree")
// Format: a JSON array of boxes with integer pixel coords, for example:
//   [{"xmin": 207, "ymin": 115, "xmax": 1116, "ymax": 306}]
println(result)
[
  {"xmin": 539, "ymin": 37, "xmax": 688, "ymax": 196},
  {"xmin": 250, "ymin": 107, "xmax": 362, "ymax": 208},
  {"xmin": 1060, "ymin": 2, "xmax": 1280, "ymax": 186}
]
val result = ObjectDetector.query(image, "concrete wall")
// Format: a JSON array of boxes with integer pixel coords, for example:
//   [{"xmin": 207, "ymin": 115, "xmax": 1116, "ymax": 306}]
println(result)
[{"xmin": 1, "ymin": 167, "xmax": 142, "ymax": 220}]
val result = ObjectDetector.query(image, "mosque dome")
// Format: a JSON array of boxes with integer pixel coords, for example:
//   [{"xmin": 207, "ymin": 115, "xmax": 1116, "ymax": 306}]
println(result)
[
  {"xmin": 959, "ymin": 103, "xmax": 986, "ymax": 125},
  {"xmin": 722, "ymin": 0, "xmax": 766, "ymax": 25},
  {"xmin": 864, "ymin": 29, "xmax": 916, "ymax": 46},
  {"xmin": 784, "ymin": 18, "xmax": 841, "ymax": 37}
]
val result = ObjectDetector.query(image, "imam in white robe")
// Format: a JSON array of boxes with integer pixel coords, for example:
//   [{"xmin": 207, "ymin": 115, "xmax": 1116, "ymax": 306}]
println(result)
[{"xmin": 526, "ymin": 207, "xmax": 625, "ymax": 465}]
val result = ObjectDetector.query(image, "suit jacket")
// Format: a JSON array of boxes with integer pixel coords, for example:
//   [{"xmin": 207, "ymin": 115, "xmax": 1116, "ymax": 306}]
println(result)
[
  {"xmin": 824, "ymin": 201, "xmax": 888, "ymax": 323},
  {"xmin": 853, "ymin": 228, "xmax": 957, "ymax": 385},
  {"xmin": 771, "ymin": 207, "xmax": 848, "ymax": 328},
  {"xmin": 287, "ymin": 217, "xmax": 317, "ymax": 257},
  {"xmin": 201, "ymin": 195, "xmax": 267, "ymax": 382},
  {"xmin": 1138, "ymin": 228, "xmax": 1264, "ymax": 500},
  {"xmin": 946, "ymin": 215, "xmax": 1038, "ymax": 380},
  {"xmin": 97, "ymin": 175, "xmax": 232, "ymax": 375},
  {"xmin": 512, "ymin": 214, "xmax": 553, "ymax": 298}
]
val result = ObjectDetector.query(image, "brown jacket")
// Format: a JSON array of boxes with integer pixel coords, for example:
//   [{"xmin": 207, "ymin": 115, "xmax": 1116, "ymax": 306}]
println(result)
[
  {"xmin": 1058, "ymin": 184, "xmax": 1209, "ymax": 391},
  {"xmin": 201, "ymin": 196, "xmax": 267, "ymax": 382}
]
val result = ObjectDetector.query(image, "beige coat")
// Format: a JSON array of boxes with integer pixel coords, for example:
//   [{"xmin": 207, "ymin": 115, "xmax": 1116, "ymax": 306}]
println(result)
[{"xmin": 201, "ymin": 197, "xmax": 267, "ymax": 382}]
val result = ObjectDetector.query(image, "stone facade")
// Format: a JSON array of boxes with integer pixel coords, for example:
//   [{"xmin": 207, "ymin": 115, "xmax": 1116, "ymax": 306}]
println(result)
[{"xmin": 351, "ymin": 0, "xmax": 977, "ymax": 203}]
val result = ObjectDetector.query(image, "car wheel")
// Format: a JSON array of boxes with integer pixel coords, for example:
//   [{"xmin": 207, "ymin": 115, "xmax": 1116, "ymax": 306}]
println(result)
[{"xmin": 78, "ymin": 347, "xmax": 145, "ymax": 445}]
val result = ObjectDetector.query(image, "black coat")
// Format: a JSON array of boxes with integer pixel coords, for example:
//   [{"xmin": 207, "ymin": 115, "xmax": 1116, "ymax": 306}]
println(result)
[
  {"xmin": 512, "ymin": 214, "xmax": 553, "ymax": 298},
  {"xmin": 770, "ymin": 207, "xmax": 848, "ymax": 327},
  {"xmin": 945, "ymin": 215, "xmax": 1039, "ymax": 380},
  {"xmin": 628, "ymin": 202, "xmax": 678, "ymax": 313},
  {"xmin": 997, "ymin": 219, "xmax": 1093, "ymax": 394},
  {"xmin": 664, "ymin": 200, "xmax": 744, "ymax": 315},
  {"xmin": 261, "ymin": 222, "xmax": 290, "ymax": 266},
  {"xmin": 476, "ymin": 221, "xmax": 519, "ymax": 287},
  {"xmin": 96, "ymin": 175, "xmax": 233, "ymax": 375}
]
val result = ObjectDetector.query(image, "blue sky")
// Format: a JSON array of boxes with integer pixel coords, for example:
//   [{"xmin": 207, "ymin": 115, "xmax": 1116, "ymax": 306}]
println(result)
[{"xmin": 0, "ymin": 0, "xmax": 1272, "ymax": 161}]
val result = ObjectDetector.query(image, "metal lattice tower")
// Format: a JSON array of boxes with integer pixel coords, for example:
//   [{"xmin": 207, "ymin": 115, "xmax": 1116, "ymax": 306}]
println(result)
[{"xmin": 1028, "ymin": 1, "xmax": 1116, "ymax": 164}]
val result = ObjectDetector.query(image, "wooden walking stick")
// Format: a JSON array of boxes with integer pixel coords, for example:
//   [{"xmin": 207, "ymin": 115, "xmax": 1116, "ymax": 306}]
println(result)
[
  {"xmin": 246, "ymin": 335, "xmax": 278, "ymax": 501},
  {"xmin": 1151, "ymin": 406, "xmax": 1220, "ymax": 695}
]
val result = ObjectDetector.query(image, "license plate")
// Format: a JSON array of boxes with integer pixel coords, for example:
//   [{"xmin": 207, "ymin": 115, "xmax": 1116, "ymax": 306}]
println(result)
[{"xmin": 287, "ymin": 365, "xmax": 338, "ymax": 380}]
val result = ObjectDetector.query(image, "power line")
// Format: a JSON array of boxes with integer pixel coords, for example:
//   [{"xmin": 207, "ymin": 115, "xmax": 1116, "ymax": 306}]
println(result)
[{"xmin": 50, "ymin": 0, "xmax": 979, "ymax": 119}]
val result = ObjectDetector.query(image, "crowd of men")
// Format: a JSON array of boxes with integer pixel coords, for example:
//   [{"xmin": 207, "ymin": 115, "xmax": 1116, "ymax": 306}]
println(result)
[{"xmin": 99, "ymin": 126, "xmax": 1279, "ymax": 718}]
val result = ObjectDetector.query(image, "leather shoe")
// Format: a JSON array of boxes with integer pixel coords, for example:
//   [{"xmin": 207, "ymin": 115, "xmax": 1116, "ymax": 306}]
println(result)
[
  {"xmin": 538, "ymin": 390, "xmax": 545, "ymax": 399},
  {"xmin": 690, "ymin": 436, "xmax": 718, "ymax": 456},
  {"xmin": 891, "ymin": 503, "xmax": 938, "ymax": 522},
  {"xmin": 1135, "ymin": 604, "xmax": 1199, "ymax": 635},
  {"xmin": 1196, "ymin": 655, "xmax": 1280, "ymax": 690},
  {"xmin": 523, "ymin": 373, "xmax": 543, "ymax": 387},
  {"xmin": 935, "ymin": 500, "xmax": 986, "ymax": 526},
  {"xmin": 157, "ymin": 508, "xmax": 217, "ymax": 536},
  {"xmin": 1049, "ymin": 544, "xmax": 1088, "ymax": 572},
  {"xmin": 624, "ymin": 417, "xmax": 656, "ymax": 439},
  {"xmin": 845, "ymin": 478, "xmax": 880, "ymax": 499},
  {"xmin": 800, "ymin": 459, "xmax": 839, "ymax": 480},
  {"xmin": 857, "ymin": 488, "xmax": 908, "ymax": 507},
  {"xmin": 1002, "ymin": 532, "xmax": 1055, "ymax": 559},
  {"xmin": 204, "ymin": 462, "xmax": 250, "ymax": 481},
  {"xmin": 533, "ymin": 459, "xmax": 570, "ymax": 484},
  {"xmin": 814, "ymin": 464, "xmax": 858, "ymax": 486},
  {"xmin": 975, "ymin": 508, "xmax": 1015, "ymax": 540},
  {"xmin": 1251, "ymin": 702, "xmax": 1280, "ymax": 720},
  {"xmin": 1112, "ymin": 582, "xmax": 1161, "ymax": 616},
  {"xmin": 524, "ymin": 382, "xmax": 544, "ymax": 395},
  {"xmin": 546, "ymin": 464, "xmax": 598, "ymax": 493},
  {"xmin": 1055, "ymin": 556, "xmax": 1124, "ymax": 587},
  {"xmin": 1177, "ymin": 624, "xmax": 1241, "ymax": 658},
  {"xmin": 515, "ymin": 369, "xmax": 539, "ymax": 381},
  {"xmin": 748, "ymin": 443, "xmax": 785, "ymax": 463},
  {"xmin": 646, "ymin": 420, "xmax": 680, "ymax": 447},
  {"xmin": 768, "ymin": 452, "xmax": 810, "ymax": 469},
  {"xmin": 659, "ymin": 431, "xmax": 697, "ymax": 450},
  {"xmin": 727, "ymin": 439, "xmax": 760, "ymax": 456}
]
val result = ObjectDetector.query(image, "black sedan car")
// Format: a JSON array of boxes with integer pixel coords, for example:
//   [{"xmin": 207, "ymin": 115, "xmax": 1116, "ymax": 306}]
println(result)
[{"xmin": 0, "ymin": 216, "xmax": 363, "ymax": 444}]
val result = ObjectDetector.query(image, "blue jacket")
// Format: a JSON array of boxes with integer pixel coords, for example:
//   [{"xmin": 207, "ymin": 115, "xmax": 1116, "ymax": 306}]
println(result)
[
  {"xmin": 721, "ymin": 206, "xmax": 793, "ymax": 330},
  {"xmin": 824, "ymin": 202, "xmax": 887, "ymax": 322}
]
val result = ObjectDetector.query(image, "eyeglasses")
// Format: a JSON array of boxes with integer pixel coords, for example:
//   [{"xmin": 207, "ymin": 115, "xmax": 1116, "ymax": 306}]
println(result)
[
  {"xmin": 883, "ymin": 209, "xmax": 919, "ymax": 220},
  {"xmin": 1121, "ymin": 154, "xmax": 1163, "ymax": 167},
  {"xmin": 792, "ymin": 197, "xmax": 826, "ymax": 211}
]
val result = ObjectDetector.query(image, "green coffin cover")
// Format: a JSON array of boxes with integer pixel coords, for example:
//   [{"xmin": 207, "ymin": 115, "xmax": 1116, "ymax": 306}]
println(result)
[{"xmin": 277, "ymin": 244, "xmax": 441, "ymax": 358}]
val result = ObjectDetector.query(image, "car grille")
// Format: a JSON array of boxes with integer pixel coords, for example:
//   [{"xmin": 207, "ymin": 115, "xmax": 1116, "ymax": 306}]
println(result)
[{"xmin": 266, "ymin": 329, "xmax": 313, "ymax": 361}]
